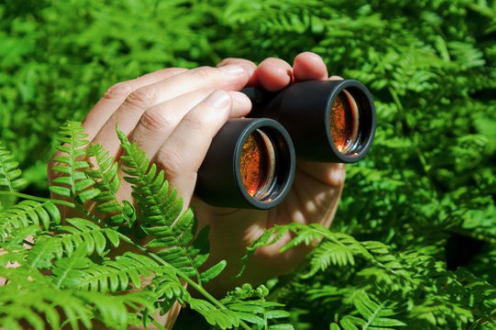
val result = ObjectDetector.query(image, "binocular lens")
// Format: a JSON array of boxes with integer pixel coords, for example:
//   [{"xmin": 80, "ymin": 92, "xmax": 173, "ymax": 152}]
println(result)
[
  {"xmin": 240, "ymin": 130, "xmax": 276, "ymax": 200},
  {"xmin": 330, "ymin": 89, "xmax": 360, "ymax": 155},
  {"xmin": 196, "ymin": 118, "xmax": 295, "ymax": 209}
]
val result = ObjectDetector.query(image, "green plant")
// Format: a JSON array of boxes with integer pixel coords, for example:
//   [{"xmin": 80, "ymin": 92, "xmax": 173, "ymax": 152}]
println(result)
[
  {"xmin": 0, "ymin": 122, "xmax": 294, "ymax": 329},
  {"xmin": 2, "ymin": 0, "xmax": 496, "ymax": 329}
]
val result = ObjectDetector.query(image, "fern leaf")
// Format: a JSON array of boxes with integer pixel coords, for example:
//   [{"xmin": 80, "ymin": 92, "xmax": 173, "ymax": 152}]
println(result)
[
  {"xmin": 200, "ymin": 260, "xmax": 227, "ymax": 283},
  {"xmin": 189, "ymin": 298, "xmax": 240, "ymax": 330},
  {"xmin": 0, "ymin": 142, "xmax": 28, "ymax": 192},
  {"xmin": 302, "ymin": 241, "xmax": 355, "ymax": 279},
  {"xmin": 52, "ymin": 245, "xmax": 91, "ymax": 288},
  {"xmin": 0, "ymin": 268, "xmax": 151, "ymax": 330},
  {"xmin": 26, "ymin": 236, "xmax": 61, "ymax": 270},
  {"xmin": 0, "ymin": 225, "xmax": 40, "ymax": 253},
  {"xmin": 117, "ymin": 129, "xmax": 223, "ymax": 283},
  {"xmin": 50, "ymin": 121, "xmax": 100, "ymax": 204},
  {"xmin": 222, "ymin": 284, "xmax": 294, "ymax": 330},
  {"xmin": 77, "ymin": 252, "xmax": 159, "ymax": 293},
  {"xmin": 335, "ymin": 291, "xmax": 406, "ymax": 330},
  {"xmin": 236, "ymin": 224, "xmax": 294, "ymax": 277},
  {"xmin": 86, "ymin": 143, "xmax": 135, "ymax": 226},
  {"xmin": 152, "ymin": 268, "xmax": 191, "ymax": 315},
  {"xmin": 0, "ymin": 200, "xmax": 60, "ymax": 237},
  {"xmin": 56, "ymin": 218, "xmax": 120, "ymax": 256}
]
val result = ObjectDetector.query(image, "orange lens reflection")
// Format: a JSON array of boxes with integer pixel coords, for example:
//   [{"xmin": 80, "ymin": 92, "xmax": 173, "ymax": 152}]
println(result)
[
  {"xmin": 240, "ymin": 130, "xmax": 276, "ymax": 199},
  {"xmin": 330, "ymin": 89, "xmax": 359, "ymax": 154}
]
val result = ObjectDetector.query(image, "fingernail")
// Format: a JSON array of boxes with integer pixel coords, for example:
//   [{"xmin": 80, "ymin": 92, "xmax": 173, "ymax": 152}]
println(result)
[
  {"xmin": 218, "ymin": 64, "xmax": 245, "ymax": 75},
  {"xmin": 205, "ymin": 90, "xmax": 231, "ymax": 108}
]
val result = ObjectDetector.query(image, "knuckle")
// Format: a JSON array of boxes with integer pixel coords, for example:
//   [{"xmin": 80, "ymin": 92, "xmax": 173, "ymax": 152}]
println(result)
[
  {"xmin": 156, "ymin": 147, "xmax": 184, "ymax": 178},
  {"xmin": 189, "ymin": 66, "xmax": 216, "ymax": 81},
  {"xmin": 182, "ymin": 113, "xmax": 208, "ymax": 132},
  {"xmin": 125, "ymin": 88, "xmax": 157, "ymax": 110},
  {"xmin": 139, "ymin": 109, "xmax": 173, "ymax": 132},
  {"xmin": 103, "ymin": 81, "xmax": 134, "ymax": 99}
]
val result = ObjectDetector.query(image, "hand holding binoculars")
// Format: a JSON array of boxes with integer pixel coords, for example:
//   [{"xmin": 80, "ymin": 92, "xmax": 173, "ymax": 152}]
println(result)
[{"xmin": 195, "ymin": 79, "xmax": 376, "ymax": 209}]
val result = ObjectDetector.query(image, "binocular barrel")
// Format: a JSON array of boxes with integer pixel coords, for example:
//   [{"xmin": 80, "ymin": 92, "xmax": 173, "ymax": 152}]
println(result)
[
  {"xmin": 196, "ymin": 79, "xmax": 376, "ymax": 209},
  {"xmin": 244, "ymin": 79, "xmax": 376, "ymax": 163},
  {"xmin": 196, "ymin": 118, "xmax": 295, "ymax": 209}
]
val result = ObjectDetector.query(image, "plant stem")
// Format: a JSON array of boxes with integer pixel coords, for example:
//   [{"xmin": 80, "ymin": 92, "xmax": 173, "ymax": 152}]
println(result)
[
  {"xmin": 150, "ymin": 317, "xmax": 167, "ymax": 330},
  {"xmin": 115, "ymin": 232, "xmax": 252, "ymax": 330},
  {"xmin": 0, "ymin": 191, "xmax": 75, "ymax": 208}
]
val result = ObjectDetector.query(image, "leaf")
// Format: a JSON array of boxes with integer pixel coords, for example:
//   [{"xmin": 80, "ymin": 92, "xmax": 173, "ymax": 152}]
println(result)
[
  {"xmin": 0, "ymin": 142, "xmax": 28, "ymax": 191},
  {"xmin": 0, "ymin": 200, "xmax": 61, "ymax": 237},
  {"xmin": 50, "ymin": 121, "xmax": 99, "ymax": 203},
  {"xmin": 200, "ymin": 260, "xmax": 227, "ymax": 283},
  {"xmin": 117, "ymin": 129, "xmax": 212, "ymax": 282}
]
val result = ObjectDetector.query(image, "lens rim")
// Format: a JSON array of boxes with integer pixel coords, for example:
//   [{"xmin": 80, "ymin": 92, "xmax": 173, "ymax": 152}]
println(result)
[
  {"xmin": 325, "ymin": 80, "xmax": 376, "ymax": 163},
  {"xmin": 234, "ymin": 119, "xmax": 295, "ymax": 209}
]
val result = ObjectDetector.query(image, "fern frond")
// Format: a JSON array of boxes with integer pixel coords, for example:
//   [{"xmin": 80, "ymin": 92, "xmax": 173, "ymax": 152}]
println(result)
[
  {"xmin": 56, "ymin": 218, "xmax": 120, "ymax": 256},
  {"xmin": 116, "ymin": 128, "xmax": 181, "ymax": 228},
  {"xmin": 51, "ymin": 244, "xmax": 91, "ymax": 289},
  {"xmin": 332, "ymin": 291, "xmax": 406, "ymax": 330},
  {"xmin": 77, "ymin": 252, "xmax": 159, "ymax": 293},
  {"xmin": 189, "ymin": 298, "xmax": 240, "ymax": 330},
  {"xmin": 50, "ymin": 121, "xmax": 100, "ymax": 203},
  {"xmin": 302, "ymin": 241, "xmax": 355, "ymax": 279},
  {"xmin": 26, "ymin": 235, "xmax": 61, "ymax": 270},
  {"xmin": 236, "ymin": 223, "xmax": 295, "ymax": 277},
  {"xmin": 238, "ymin": 223, "xmax": 371, "ymax": 278},
  {"xmin": 0, "ymin": 268, "xmax": 152, "ymax": 330},
  {"xmin": 222, "ymin": 284, "xmax": 294, "ymax": 330},
  {"xmin": 86, "ymin": 143, "xmax": 135, "ymax": 227},
  {"xmin": 0, "ymin": 225, "xmax": 40, "ymax": 254},
  {"xmin": 152, "ymin": 268, "xmax": 191, "ymax": 315},
  {"xmin": 0, "ymin": 142, "xmax": 27, "ymax": 192},
  {"xmin": 117, "ymin": 128, "xmax": 225, "ymax": 283},
  {"xmin": 0, "ymin": 200, "xmax": 60, "ymax": 238}
]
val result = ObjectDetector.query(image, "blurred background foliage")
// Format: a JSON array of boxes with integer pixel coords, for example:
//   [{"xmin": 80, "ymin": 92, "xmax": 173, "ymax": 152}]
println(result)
[{"xmin": 1, "ymin": 0, "xmax": 496, "ymax": 328}]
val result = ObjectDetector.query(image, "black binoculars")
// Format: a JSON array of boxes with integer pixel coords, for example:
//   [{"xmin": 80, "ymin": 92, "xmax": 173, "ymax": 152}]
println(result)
[{"xmin": 195, "ymin": 79, "xmax": 376, "ymax": 209}]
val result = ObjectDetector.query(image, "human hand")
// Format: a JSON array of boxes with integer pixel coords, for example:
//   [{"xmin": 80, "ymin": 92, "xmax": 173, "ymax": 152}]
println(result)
[
  {"xmin": 47, "ymin": 51, "xmax": 345, "ymax": 326},
  {"xmin": 193, "ymin": 53, "xmax": 345, "ymax": 295}
]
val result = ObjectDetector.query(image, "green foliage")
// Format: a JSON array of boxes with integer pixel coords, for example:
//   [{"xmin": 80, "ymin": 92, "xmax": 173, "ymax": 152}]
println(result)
[
  {"xmin": 117, "ymin": 128, "xmax": 227, "ymax": 285},
  {"xmin": 331, "ymin": 291, "xmax": 406, "ymax": 330},
  {"xmin": 1, "ymin": 0, "xmax": 496, "ymax": 329},
  {"xmin": 49, "ymin": 121, "xmax": 100, "ymax": 203},
  {"xmin": 86, "ymin": 143, "xmax": 135, "ymax": 227},
  {"xmin": 222, "ymin": 284, "xmax": 294, "ymax": 330},
  {"xmin": 0, "ymin": 142, "xmax": 28, "ymax": 192},
  {"xmin": 1, "ymin": 126, "xmax": 283, "ymax": 329},
  {"xmin": 0, "ymin": 200, "xmax": 60, "ymax": 237}
]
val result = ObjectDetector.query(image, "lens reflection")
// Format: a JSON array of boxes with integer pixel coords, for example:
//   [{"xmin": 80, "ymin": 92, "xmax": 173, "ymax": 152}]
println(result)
[
  {"xmin": 240, "ymin": 130, "xmax": 276, "ymax": 200},
  {"xmin": 330, "ymin": 89, "xmax": 360, "ymax": 154}
]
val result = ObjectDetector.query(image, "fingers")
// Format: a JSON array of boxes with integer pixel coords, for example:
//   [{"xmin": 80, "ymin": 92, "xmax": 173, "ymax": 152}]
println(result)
[
  {"xmin": 217, "ymin": 58, "xmax": 258, "ymax": 86},
  {"xmin": 83, "ymin": 68, "xmax": 188, "ymax": 140},
  {"xmin": 297, "ymin": 161, "xmax": 346, "ymax": 187},
  {"xmin": 252, "ymin": 52, "xmax": 330, "ymax": 92},
  {"xmin": 155, "ymin": 90, "xmax": 232, "ymax": 209},
  {"xmin": 291, "ymin": 163, "xmax": 345, "ymax": 228},
  {"xmin": 91, "ymin": 65, "xmax": 251, "ymax": 156},
  {"xmin": 130, "ymin": 89, "xmax": 251, "ymax": 158},
  {"xmin": 293, "ymin": 52, "xmax": 328, "ymax": 82},
  {"xmin": 255, "ymin": 58, "xmax": 293, "ymax": 91}
]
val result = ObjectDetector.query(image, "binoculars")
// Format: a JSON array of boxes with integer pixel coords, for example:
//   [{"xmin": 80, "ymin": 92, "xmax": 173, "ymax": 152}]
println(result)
[{"xmin": 196, "ymin": 79, "xmax": 376, "ymax": 209}]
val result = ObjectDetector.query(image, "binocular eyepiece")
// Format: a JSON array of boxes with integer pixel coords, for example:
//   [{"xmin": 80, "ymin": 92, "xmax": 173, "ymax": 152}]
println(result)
[{"xmin": 196, "ymin": 79, "xmax": 376, "ymax": 209}]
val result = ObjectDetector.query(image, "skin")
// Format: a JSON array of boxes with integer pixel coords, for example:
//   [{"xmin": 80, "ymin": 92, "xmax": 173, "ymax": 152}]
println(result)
[{"xmin": 47, "ymin": 51, "xmax": 346, "ymax": 328}]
